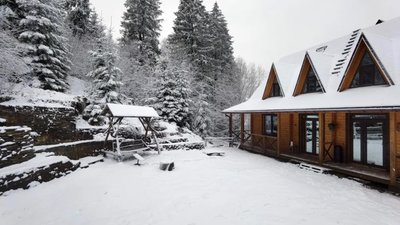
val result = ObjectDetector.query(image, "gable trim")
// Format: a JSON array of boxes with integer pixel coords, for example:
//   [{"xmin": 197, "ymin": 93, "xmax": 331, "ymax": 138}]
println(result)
[
  {"xmin": 262, "ymin": 64, "xmax": 284, "ymax": 100},
  {"xmin": 338, "ymin": 34, "xmax": 393, "ymax": 92},
  {"xmin": 293, "ymin": 53, "xmax": 325, "ymax": 96}
]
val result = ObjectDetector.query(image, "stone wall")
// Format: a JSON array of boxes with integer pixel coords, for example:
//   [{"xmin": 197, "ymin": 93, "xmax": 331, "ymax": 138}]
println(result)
[
  {"xmin": 0, "ymin": 126, "xmax": 35, "ymax": 168},
  {"xmin": 0, "ymin": 105, "xmax": 92, "ymax": 145}
]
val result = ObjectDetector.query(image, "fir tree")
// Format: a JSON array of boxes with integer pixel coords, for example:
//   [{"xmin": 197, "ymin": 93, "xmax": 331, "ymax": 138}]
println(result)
[
  {"xmin": 84, "ymin": 32, "xmax": 124, "ymax": 125},
  {"xmin": 155, "ymin": 64, "xmax": 191, "ymax": 127},
  {"xmin": 17, "ymin": 0, "xmax": 71, "ymax": 92},
  {"xmin": 65, "ymin": 0, "xmax": 91, "ymax": 38},
  {"xmin": 87, "ymin": 8, "xmax": 104, "ymax": 39},
  {"xmin": 191, "ymin": 93, "xmax": 211, "ymax": 138},
  {"xmin": 120, "ymin": 0, "xmax": 162, "ymax": 66},
  {"xmin": 209, "ymin": 2, "xmax": 234, "ymax": 77},
  {"xmin": 87, "ymin": 34, "xmax": 123, "ymax": 104},
  {"xmin": 169, "ymin": 0, "xmax": 212, "ymax": 80}
]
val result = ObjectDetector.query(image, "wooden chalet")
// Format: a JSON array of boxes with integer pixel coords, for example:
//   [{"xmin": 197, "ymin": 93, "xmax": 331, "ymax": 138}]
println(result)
[{"xmin": 224, "ymin": 18, "xmax": 400, "ymax": 191}]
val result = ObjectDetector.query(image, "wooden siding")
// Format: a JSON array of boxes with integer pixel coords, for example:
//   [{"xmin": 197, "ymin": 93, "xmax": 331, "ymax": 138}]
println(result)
[
  {"xmin": 251, "ymin": 113, "xmax": 263, "ymax": 135},
  {"xmin": 396, "ymin": 113, "xmax": 400, "ymax": 177},
  {"xmin": 262, "ymin": 65, "xmax": 278, "ymax": 100},
  {"xmin": 278, "ymin": 113, "xmax": 291, "ymax": 153}
]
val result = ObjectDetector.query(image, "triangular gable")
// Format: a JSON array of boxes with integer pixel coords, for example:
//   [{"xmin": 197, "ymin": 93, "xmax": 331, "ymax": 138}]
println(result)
[
  {"xmin": 338, "ymin": 34, "xmax": 393, "ymax": 91},
  {"xmin": 262, "ymin": 64, "xmax": 283, "ymax": 100},
  {"xmin": 293, "ymin": 53, "xmax": 325, "ymax": 96}
]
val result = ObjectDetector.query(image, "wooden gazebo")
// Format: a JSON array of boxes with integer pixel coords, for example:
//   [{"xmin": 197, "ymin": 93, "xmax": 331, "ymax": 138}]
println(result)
[{"xmin": 102, "ymin": 103, "xmax": 161, "ymax": 160}]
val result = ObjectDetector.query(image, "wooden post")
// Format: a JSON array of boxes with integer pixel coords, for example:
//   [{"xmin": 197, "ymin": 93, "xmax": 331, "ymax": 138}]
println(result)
[
  {"xmin": 389, "ymin": 112, "xmax": 397, "ymax": 185},
  {"xmin": 228, "ymin": 113, "xmax": 233, "ymax": 147},
  {"xmin": 277, "ymin": 112, "xmax": 281, "ymax": 156},
  {"xmin": 319, "ymin": 113, "xmax": 325, "ymax": 165},
  {"xmin": 240, "ymin": 114, "xmax": 245, "ymax": 145}
]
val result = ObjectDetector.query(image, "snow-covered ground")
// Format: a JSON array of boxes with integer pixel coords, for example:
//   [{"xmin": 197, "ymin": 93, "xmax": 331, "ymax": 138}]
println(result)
[{"xmin": 1, "ymin": 148, "xmax": 400, "ymax": 225}]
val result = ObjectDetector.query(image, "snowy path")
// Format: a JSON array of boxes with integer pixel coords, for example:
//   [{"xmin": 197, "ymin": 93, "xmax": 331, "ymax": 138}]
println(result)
[{"xmin": 1, "ymin": 148, "xmax": 400, "ymax": 225}]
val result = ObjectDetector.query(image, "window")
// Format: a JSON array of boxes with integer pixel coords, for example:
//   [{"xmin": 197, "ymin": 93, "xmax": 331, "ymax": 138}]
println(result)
[
  {"xmin": 302, "ymin": 68, "xmax": 322, "ymax": 94},
  {"xmin": 264, "ymin": 114, "xmax": 278, "ymax": 136},
  {"xmin": 350, "ymin": 52, "xmax": 387, "ymax": 88},
  {"xmin": 271, "ymin": 80, "xmax": 282, "ymax": 97}
]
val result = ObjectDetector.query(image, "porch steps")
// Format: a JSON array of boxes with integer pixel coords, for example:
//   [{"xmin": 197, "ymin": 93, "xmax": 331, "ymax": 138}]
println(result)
[{"xmin": 298, "ymin": 162, "xmax": 331, "ymax": 174}]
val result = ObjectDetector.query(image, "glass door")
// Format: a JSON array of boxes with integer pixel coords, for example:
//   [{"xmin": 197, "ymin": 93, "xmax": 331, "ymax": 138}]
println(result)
[
  {"xmin": 302, "ymin": 115, "xmax": 319, "ymax": 155},
  {"xmin": 351, "ymin": 115, "xmax": 388, "ymax": 168}
]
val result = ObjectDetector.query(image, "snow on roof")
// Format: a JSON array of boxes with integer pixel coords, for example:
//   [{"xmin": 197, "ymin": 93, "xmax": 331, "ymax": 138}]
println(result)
[
  {"xmin": 105, "ymin": 103, "xmax": 160, "ymax": 118},
  {"xmin": 224, "ymin": 16, "xmax": 400, "ymax": 113}
]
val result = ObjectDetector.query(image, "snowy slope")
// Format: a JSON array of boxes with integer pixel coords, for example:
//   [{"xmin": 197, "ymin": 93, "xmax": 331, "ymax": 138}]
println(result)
[{"xmin": 0, "ymin": 148, "xmax": 399, "ymax": 225}]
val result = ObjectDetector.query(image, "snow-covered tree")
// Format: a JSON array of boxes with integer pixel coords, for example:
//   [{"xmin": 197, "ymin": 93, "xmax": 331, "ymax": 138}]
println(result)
[
  {"xmin": 120, "ymin": 0, "xmax": 162, "ymax": 66},
  {"xmin": 17, "ymin": 0, "xmax": 71, "ymax": 92},
  {"xmin": 155, "ymin": 64, "xmax": 191, "ymax": 127},
  {"xmin": 65, "ymin": 0, "xmax": 91, "ymax": 38},
  {"xmin": 0, "ymin": 0, "xmax": 20, "ymax": 30},
  {"xmin": 191, "ymin": 93, "xmax": 211, "ymax": 138},
  {"xmin": 169, "ymin": 0, "xmax": 212, "ymax": 79},
  {"xmin": 87, "ymin": 8, "xmax": 104, "ymax": 39},
  {"xmin": 84, "ymin": 32, "xmax": 124, "ymax": 125}
]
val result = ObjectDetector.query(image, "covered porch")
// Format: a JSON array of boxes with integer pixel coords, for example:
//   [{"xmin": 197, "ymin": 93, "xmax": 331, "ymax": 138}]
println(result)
[{"xmin": 226, "ymin": 110, "xmax": 400, "ymax": 188}]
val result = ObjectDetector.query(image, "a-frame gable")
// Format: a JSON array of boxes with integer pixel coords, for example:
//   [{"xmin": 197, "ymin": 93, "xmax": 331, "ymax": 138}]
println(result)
[
  {"xmin": 262, "ymin": 64, "xmax": 283, "ymax": 100},
  {"xmin": 338, "ymin": 35, "xmax": 393, "ymax": 92},
  {"xmin": 293, "ymin": 53, "xmax": 325, "ymax": 96}
]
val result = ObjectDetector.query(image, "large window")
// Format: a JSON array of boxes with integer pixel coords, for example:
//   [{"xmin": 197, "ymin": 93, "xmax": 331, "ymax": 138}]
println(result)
[
  {"xmin": 350, "ymin": 52, "xmax": 387, "ymax": 88},
  {"xmin": 271, "ymin": 80, "xmax": 282, "ymax": 97},
  {"xmin": 302, "ymin": 68, "xmax": 322, "ymax": 94},
  {"xmin": 263, "ymin": 114, "xmax": 278, "ymax": 136}
]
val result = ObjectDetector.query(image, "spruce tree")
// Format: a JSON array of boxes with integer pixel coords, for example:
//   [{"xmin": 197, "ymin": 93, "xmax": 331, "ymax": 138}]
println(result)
[
  {"xmin": 169, "ymin": 0, "xmax": 212, "ymax": 80},
  {"xmin": 17, "ymin": 0, "xmax": 71, "ymax": 92},
  {"xmin": 120, "ymin": 0, "xmax": 162, "ymax": 66},
  {"xmin": 65, "ymin": 0, "xmax": 91, "ymax": 38},
  {"xmin": 84, "ymin": 32, "xmax": 124, "ymax": 125},
  {"xmin": 155, "ymin": 65, "xmax": 191, "ymax": 127},
  {"xmin": 209, "ymin": 2, "xmax": 234, "ymax": 77}
]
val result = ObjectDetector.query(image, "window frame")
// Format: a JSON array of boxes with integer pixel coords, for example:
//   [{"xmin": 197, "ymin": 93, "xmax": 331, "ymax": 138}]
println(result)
[
  {"xmin": 271, "ymin": 80, "xmax": 282, "ymax": 97},
  {"xmin": 350, "ymin": 51, "xmax": 387, "ymax": 88},
  {"xmin": 302, "ymin": 68, "xmax": 322, "ymax": 94},
  {"xmin": 263, "ymin": 114, "xmax": 278, "ymax": 137}
]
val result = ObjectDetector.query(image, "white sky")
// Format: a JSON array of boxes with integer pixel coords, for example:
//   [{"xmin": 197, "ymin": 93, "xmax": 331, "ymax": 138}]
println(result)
[{"xmin": 91, "ymin": 0, "xmax": 400, "ymax": 69}]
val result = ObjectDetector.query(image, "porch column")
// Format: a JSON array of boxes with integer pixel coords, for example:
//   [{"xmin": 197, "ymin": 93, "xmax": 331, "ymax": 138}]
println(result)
[
  {"xmin": 240, "ymin": 114, "xmax": 245, "ymax": 144},
  {"xmin": 228, "ymin": 113, "xmax": 233, "ymax": 147},
  {"xmin": 319, "ymin": 112, "xmax": 325, "ymax": 165},
  {"xmin": 389, "ymin": 112, "xmax": 397, "ymax": 185}
]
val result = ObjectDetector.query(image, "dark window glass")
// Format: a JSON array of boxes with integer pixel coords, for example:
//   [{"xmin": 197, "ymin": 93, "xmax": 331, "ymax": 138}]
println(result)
[
  {"xmin": 271, "ymin": 80, "xmax": 282, "ymax": 97},
  {"xmin": 264, "ymin": 114, "xmax": 278, "ymax": 136},
  {"xmin": 350, "ymin": 52, "xmax": 386, "ymax": 88},
  {"xmin": 302, "ymin": 68, "xmax": 322, "ymax": 94}
]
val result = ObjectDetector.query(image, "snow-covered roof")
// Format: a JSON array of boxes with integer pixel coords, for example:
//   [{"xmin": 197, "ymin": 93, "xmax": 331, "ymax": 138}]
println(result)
[
  {"xmin": 105, "ymin": 103, "xmax": 160, "ymax": 118},
  {"xmin": 224, "ymin": 17, "xmax": 400, "ymax": 113}
]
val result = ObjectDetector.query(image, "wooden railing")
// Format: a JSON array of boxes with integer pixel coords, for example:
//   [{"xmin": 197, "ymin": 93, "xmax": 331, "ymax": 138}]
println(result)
[{"xmin": 243, "ymin": 134, "xmax": 277, "ymax": 153}]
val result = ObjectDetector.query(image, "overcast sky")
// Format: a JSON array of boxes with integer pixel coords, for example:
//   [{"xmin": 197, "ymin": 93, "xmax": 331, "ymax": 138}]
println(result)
[{"xmin": 91, "ymin": 0, "xmax": 400, "ymax": 69}]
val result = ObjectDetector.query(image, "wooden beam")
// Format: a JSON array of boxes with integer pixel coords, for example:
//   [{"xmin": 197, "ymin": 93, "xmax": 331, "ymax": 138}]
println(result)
[
  {"xmin": 319, "ymin": 112, "xmax": 325, "ymax": 165},
  {"xmin": 228, "ymin": 113, "xmax": 233, "ymax": 147},
  {"xmin": 390, "ymin": 112, "xmax": 397, "ymax": 185},
  {"xmin": 277, "ymin": 113, "xmax": 281, "ymax": 156},
  {"xmin": 240, "ymin": 114, "xmax": 245, "ymax": 144}
]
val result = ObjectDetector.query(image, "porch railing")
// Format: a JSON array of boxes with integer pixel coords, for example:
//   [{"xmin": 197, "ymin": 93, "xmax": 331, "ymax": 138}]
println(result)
[{"xmin": 242, "ymin": 134, "xmax": 277, "ymax": 153}]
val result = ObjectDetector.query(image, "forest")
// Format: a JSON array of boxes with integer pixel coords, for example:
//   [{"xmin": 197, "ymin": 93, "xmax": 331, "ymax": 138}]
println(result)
[{"xmin": 0, "ymin": 0, "xmax": 264, "ymax": 137}]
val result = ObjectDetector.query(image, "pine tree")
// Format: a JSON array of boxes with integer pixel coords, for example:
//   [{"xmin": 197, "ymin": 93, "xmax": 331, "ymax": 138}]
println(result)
[
  {"xmin": 87, "ymin": 34, "xmax": 123, "ymax": 104},
  {"xmin": 17, "ymin": 0, "xmax": 71, "ymax": 92},
  {"xmin": 84, "ymin": 32, "xmax": 124, "ymax": 125},
  {"xmin": 209, "ymin": 2, "xmax": 234, "ymax": 78},
  {"xmin": 65, "ymin": 0, "xmax": 91, "ymax": 38},
  {"xmin": 191, "ymin": 93, "xmax": 211, "ymax": 138},
  {"xmin": 87, "ymin": 8, "xmax": 104, "ymax": 39},
  {"xmin": 169, "ymin": 0, "xmax": 212, "ymax": 80},
  {"xmin": 120, "ymin": 0, "xmax": 162, "ymax": 66},
  {"xmin": 155, "ymin": 64, "xmax": 191, "ymax": 127}
]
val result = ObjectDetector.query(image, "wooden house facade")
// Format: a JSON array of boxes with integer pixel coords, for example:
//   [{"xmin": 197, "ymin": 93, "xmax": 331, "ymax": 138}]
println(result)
[{"xmin": 224, "ymin": 18, "xmax": 400, "ymax": 190}]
